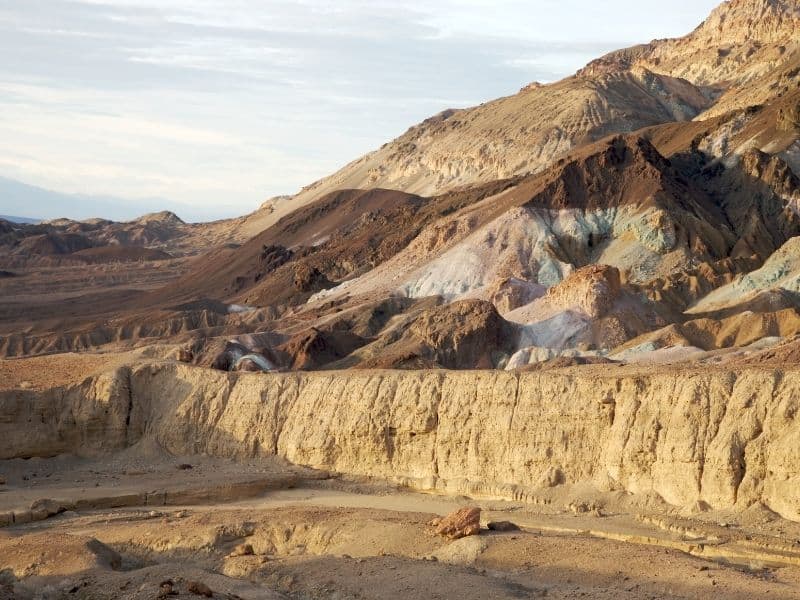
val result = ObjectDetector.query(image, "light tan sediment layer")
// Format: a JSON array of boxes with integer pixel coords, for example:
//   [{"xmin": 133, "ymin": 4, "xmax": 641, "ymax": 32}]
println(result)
[{"xmin": 3, "ymin": 363, "xmax": 800, "ymax": 520}]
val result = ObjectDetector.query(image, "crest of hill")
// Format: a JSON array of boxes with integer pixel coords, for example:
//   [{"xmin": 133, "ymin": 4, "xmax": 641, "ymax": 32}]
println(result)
[
  {"xmin": 283, "ymin": 69, "xmax": 711, "ymax": 216},
  {"xmin": 246, "ymin": 0, "xmax": 797, "ymax": 232},
  {"xmin": 132, "ymin": 211, "xmax": 185, "ymax": 226},
  {"xmin": 582, "ymin": 0, "xmax": 799, "ymax": 82},
  {"xmin": 581, "ymin": 0, "xmax": 800, "ymax": 116}
]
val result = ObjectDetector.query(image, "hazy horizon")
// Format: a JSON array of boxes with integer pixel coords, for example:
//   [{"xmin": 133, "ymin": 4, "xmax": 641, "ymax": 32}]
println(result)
[{"xmin": 1, "ymin": 0, "xmax": 720, "ymax": 222}]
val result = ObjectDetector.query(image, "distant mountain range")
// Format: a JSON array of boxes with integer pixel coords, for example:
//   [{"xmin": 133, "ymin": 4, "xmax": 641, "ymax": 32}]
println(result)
[
  {"xmin": 0, "ymin": 214, "xmax": 40, "ymax": 224},
  {"xmin": 0, "ymin": 176, "xmax": 193, "ymax": 223}
]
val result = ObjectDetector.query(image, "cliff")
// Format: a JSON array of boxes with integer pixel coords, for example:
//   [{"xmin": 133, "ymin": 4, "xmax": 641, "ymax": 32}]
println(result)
[{"xmin": 3, "ymin": 363, "xmax": 800, "ymax": 520}]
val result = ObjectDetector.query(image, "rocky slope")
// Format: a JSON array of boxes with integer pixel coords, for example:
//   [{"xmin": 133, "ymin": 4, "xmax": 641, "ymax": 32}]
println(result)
[
  {"xmin": 267, "ymin": 0, "xmax": 799, "ymax": 219},
  {"xmin": 3, "ymin": 0, "xmax": 800, "ymax": 372},
  {"xmin": 5, "ymin": 362, "xmax": 800, "ymax": 520},
  {"xmin": 0, "ymin": 208, "xmax": 278, "ymax": 263},
  {"xmin": 289, "ymin": 68, "xmax": 711, "ymax": 209},
  {"xmin": 582, "ymin": 0, "xmax": 800, "ymax": 85}
]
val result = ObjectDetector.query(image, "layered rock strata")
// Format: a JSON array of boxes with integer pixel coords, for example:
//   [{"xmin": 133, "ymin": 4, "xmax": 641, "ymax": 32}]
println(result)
[{"xmin": 3, "ymin": 363, "xmax": 800, "ymax": 520}]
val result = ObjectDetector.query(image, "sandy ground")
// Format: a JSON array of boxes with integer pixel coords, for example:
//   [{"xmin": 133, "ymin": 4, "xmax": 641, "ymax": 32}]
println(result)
[
  {"xmin": 3, "ymin": 447, "xmax": 800, "ymax": 600},
  {"xmin": 0, "ymin": 352, "xmax": 136, "ymax": 391}
]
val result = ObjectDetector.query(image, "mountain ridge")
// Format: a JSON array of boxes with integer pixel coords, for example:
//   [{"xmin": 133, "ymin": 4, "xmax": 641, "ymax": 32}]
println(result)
[
  {"xmin": 3, "ymin": 0, "xmax": 800, "ymax": 374},
  {"xmin": 254, "ymin": 0, "xmax": 799, "ymax": 233}
]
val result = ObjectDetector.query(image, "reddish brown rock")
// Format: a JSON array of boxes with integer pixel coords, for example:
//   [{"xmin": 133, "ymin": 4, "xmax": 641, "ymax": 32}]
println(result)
[{"xmin": 434, "ymin": 507, "xmax": 481, "ymax": 540}]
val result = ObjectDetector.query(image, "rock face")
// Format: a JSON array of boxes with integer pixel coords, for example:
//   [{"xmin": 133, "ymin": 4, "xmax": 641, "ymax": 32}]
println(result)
[
  {"xmin": 288, "ymin": 69, "xmax": 710, "ymax": 209},
  {"xmin": 4, "ymin": 362, "xmax": 800, "ymax": 520},
  {"xmin": 266, "ymin": 0, "xmax": 798, "ymax": 217},
  {"xmin": 369, "ymin": 300, "xmax": 515, "ymax": 369},
  {"xmin": 541, "ymin": 265, "xmax": 621, "ymax": 320},
  {"xmin": 280, "ymin": 328, "xmax": 367, "ymax": 371},
  {"xmin": 434, "ymin": 507, "xmax": 481, "ymax": 540}
]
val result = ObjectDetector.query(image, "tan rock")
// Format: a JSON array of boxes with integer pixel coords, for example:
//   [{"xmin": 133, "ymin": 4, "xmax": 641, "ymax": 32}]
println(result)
[
  {"xmin": 435, "ymin": 507, "xmax": 481, "ymax": 540},
  {"xmin": 84, "ymin": 538, "xmax": 121, "ymax": 570},
  {"xmin": 7, "ymin": 362, "xmax": 800, "ymax": 521},
  {"xmin": 30, "ymin": 498, "xmax": 73, "ymax": 518}
]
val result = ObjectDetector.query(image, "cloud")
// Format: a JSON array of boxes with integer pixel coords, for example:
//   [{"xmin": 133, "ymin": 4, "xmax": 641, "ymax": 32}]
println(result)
[{"xmin": 0, "ymin": 0, "xmax": 721, "ymax": 221}]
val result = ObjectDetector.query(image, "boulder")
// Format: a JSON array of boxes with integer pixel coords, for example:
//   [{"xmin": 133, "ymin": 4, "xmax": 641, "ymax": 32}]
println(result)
[
  {"xmin": 85, "ymin": 538, "xmax": 122, "ymax": 570},
  {"xmin": 487, "ymin": 521, "xmax": 520, "ymax": 532},
  {"xmin": 29, "ymin": 498, "xmax": 73, "ymax": 518},
  {"xmin": 434, "ymin": 507, "xmax": 481, "ymax": 540}
]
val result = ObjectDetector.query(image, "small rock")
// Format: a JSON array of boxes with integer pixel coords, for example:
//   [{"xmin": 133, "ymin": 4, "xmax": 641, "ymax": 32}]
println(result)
[
  {"xmin": 434, "ymin": 507, "xmax": 481, "ymax": 540},
  {"xmin": 487, "ymin": 521, "xmax": 520, "ymax": 532},
  {"xmin": 177, "ymin": 464, "xmax": 193, "ymax": 470},
  {"xmin": 229, "ymin": 543, "xmax": 254, "ymax": 557},
  {"xmin": 158, "ymin": 580, "xmax": 178, "ymax": 597},
  {"xmin": 30, "ymin": 498, "xmax": 70, "ymax": 518},
  {"xmin": 187, "ymin": 581, "xmax": 213, "ymax": 597},
  {"xmin": 175, "ymin": 510, "xmax": 190, "ymax": 518}
]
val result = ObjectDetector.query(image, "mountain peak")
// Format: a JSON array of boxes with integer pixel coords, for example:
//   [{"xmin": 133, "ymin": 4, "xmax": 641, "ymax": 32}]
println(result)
[
  {"xmin": 697, "ymin": 0, "xmax": 800, "ymax": 40},
  {"xmin": 578, "ymin": 0, "xmax": 799, "ymax": 90},
  {"xmin": 135, "ymin": 210, "xmax": 184, "ymax": 226}
]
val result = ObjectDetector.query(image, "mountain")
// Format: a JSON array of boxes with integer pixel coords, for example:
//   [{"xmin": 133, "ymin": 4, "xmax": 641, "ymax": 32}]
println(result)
[
  {"xmin": 288, "ymin": 68, "xmax": 712, "ymax": 211},
  {"xmin": 0, "ymin": 215, "xmax": 39, "ymax": 224},
  {"xmin": 0, "ymin": 175, "xmax": 193, "ymax": 223},
  {"xmin": 3, "ymin": 0, "xmax": 800, "ymax": 374},
  {"xmin": 164, "ymin": 0, "xmax": 799, "ymax": 370},
  {"xmin": 263, "ymin": 0, "xmax": 798, "ymax": 225}
]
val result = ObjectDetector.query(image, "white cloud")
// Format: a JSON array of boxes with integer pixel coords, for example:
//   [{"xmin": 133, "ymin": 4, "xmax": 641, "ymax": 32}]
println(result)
[{"xmin": 0, "ymin": 0, "xmax": 721, "ymax": 221}]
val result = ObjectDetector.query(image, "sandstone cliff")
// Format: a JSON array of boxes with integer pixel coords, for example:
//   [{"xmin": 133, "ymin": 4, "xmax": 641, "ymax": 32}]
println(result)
[{"xmin": 4, "ymin": 363, "xmax": 800, "ymax": 521}]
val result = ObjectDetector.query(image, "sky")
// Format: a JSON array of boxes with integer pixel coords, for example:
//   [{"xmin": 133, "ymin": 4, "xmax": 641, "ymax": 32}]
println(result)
[{"xmin": 0, "ymin": 0, "xmax": 721, "ymax": 222}]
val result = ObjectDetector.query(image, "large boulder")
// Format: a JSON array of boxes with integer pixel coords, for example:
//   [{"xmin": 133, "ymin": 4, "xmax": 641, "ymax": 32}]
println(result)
[{"xmin": 433, "ymin": 507, "xmax": 481, "ymax": 540}]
